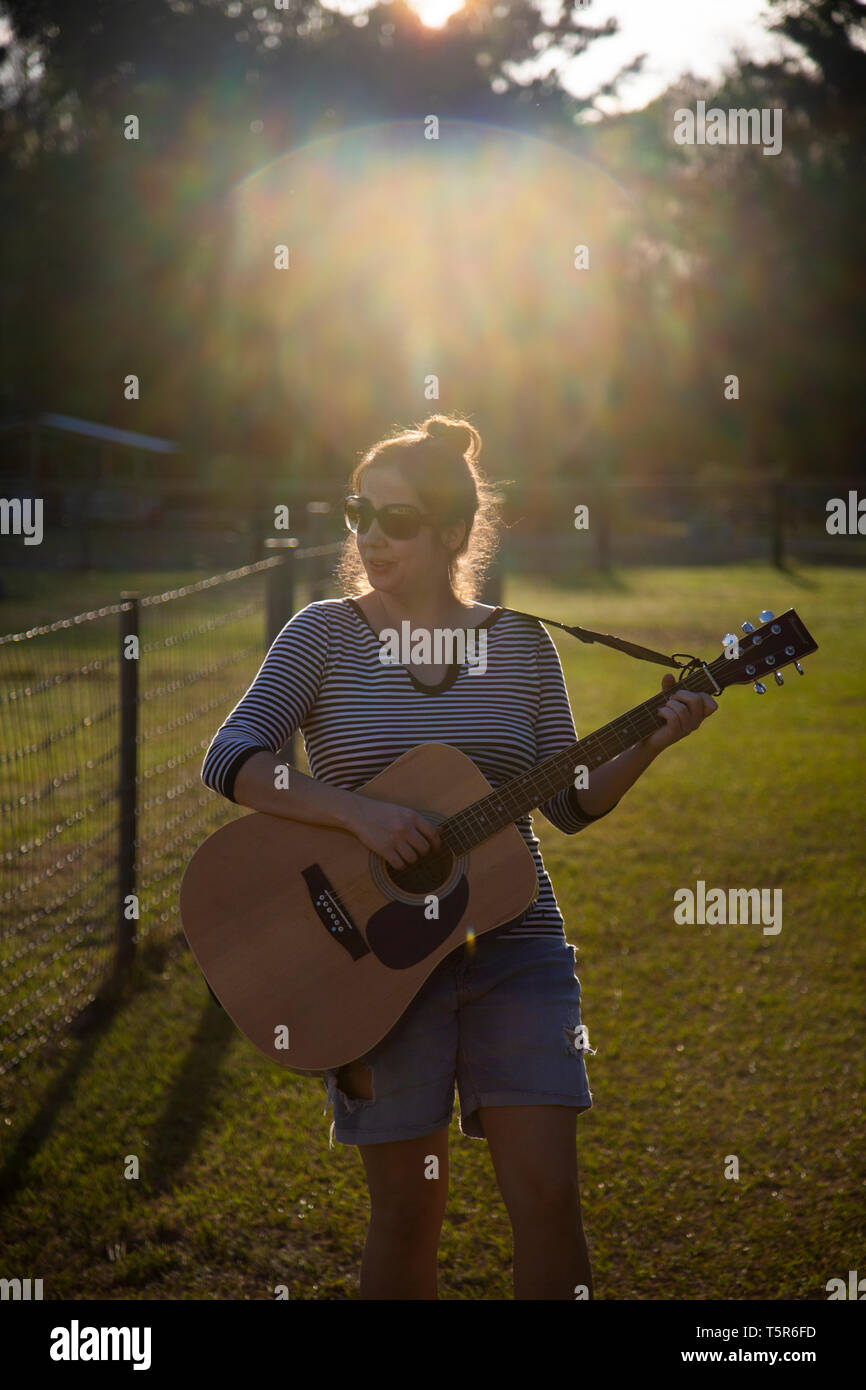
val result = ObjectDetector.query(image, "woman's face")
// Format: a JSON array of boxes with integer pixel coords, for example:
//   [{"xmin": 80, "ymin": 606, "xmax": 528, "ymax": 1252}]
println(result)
[{"xmin": 354, "ymin": 465, "xmax": 464, "ymax": 598}]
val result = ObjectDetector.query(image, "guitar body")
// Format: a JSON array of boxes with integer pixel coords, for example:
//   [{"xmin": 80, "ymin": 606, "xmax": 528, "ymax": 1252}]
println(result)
[
  {"xmin": 179, "ymin": 743, "xmax": 539, "ymax": 1073},
  {"xmin": 180, "ymin": 606, "xmax": 818, "ymax": 1078}
]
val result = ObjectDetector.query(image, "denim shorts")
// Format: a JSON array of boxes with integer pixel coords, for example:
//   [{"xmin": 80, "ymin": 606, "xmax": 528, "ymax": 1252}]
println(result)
[{"xmin": 321, "ymin": 929, "xmax": 595, "ymax": 1147}]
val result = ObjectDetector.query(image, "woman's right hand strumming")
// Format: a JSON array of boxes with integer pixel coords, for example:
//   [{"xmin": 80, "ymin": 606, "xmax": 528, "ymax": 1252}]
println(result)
[
  {"xmin": 231, "ymin": 755, "xmax": 442, "ymax": 870},
  {"xmin": 345, "ymin": 797, "xmax": 442, "ymax": 870}
]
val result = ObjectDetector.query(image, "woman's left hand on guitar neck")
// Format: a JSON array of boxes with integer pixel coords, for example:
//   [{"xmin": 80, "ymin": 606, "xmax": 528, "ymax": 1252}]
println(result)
[
  {"xmin": 643, "ymin": 673, "xmax": 718, "ymax": 756},
  {"xmin": 572, "ymin": 675, "xmax": 717, "ymax": 821}
]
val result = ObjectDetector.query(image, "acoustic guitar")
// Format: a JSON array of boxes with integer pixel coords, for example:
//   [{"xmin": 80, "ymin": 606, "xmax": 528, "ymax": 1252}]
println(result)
[{"xmin": 179, "ymin": 608, "xmax": 817, "ymax": 1074}]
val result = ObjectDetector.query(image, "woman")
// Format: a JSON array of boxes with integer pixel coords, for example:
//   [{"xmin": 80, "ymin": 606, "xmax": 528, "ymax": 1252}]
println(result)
[{"xmin": 201, "ymin": 414, "xmax": 716, "ymax": 1300}]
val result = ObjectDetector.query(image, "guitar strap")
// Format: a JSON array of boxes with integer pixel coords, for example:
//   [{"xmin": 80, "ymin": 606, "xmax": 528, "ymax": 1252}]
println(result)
[
  {"xmin": 501, "ymin": 607, "xmax": 701, "ymax": 676},
  {"xmin": 203, "ymin": 605, "xmax": 703, "ymax": 1011}
]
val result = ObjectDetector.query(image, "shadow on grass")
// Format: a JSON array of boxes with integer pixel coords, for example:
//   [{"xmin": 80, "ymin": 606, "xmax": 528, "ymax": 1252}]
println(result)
[
  {"xmin": 0, "ymin": 1003, "xmax": 116, "ymax": 1211},
  {"xmin": 773, "ymin": 562, "xmax": 821, "ymax": 589},
  {"xmin": 142, "ymin": 971, "xmax": 237, "ymax": 1197},
  {"xmin": 0, "ymin": 937, "xmax": 236, "ymax": 1210}
]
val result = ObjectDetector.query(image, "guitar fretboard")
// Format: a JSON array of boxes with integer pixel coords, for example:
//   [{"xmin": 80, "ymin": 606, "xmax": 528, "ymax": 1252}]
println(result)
[{"xmin": 439, "ymin": 663, "xmax": 718, "ymax": 854}]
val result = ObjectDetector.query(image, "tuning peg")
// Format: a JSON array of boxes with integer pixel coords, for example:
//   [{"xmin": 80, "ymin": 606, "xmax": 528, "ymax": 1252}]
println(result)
[
  {"xmin": 753, "ymin": 681, "xmax": 767, "ymax": 694},
  {"xmin": 774, "ymin": 671, "xmax": 784, "ymax": 686},
  {"xmin": 759, "ymin": 610, "xmax": 774, "ymax": 622},
  {"xmin": 722, "ymin": 632, "xmax": 738, "ymax": 650},
  {"xmin": 742, "ymin": 621, "xmax": 755, "ymax": 634},
  {"xmin": 794, "ymin": 662, "xmax": 804, "ymax": 675}
]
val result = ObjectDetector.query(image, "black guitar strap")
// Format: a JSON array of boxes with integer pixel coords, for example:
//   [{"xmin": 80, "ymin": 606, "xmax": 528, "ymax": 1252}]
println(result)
[{"xmin": 502, "ymin": 607, "xmax": 701, "ymax": 675}]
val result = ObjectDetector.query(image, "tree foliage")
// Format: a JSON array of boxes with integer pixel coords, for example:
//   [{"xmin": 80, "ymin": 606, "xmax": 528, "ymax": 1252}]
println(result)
[{"xmin": 0, "ymin": 0, "xmax": 862, "ymax": 490}]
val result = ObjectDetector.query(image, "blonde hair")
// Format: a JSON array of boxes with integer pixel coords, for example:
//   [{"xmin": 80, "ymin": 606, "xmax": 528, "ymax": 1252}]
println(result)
[{"xmin": 334, "ymin": 413, "xmax": 503, "ymax": 603}]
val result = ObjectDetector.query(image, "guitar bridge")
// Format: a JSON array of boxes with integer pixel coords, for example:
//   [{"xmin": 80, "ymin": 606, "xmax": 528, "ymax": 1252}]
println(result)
[{"xmin": 301, "ymin": 864, "xmax": 371, "ymax": 961}]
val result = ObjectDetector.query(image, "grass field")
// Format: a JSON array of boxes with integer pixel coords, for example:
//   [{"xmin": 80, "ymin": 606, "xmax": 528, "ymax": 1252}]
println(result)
[{"xmin": 0, "ymin": 562, "xmax": 863, "ymax": 1300}]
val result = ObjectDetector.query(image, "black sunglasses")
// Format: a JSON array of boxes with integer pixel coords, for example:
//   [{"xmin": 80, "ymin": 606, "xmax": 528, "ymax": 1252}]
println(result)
[{"xmin": 344, "ymin": 496, "xmax": 435, "ymax": 540}]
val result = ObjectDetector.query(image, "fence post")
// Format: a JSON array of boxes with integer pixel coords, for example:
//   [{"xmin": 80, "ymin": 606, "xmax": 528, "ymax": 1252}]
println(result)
[
  {"xmin": 117, "ymin": 592, "xmax": 139, "ymax": 976},
  {"xmin": 265, "ymin": 537, "xmax": 298, "ymax": 647},
  {"xmin": 306, "ymin": 502, "xmax": 331, "ymax": 601},
  {"xmin": 593, "ymin": 487, "xmax": 612, "ymax": 571},
  {"xmin": 771, "ymin": 477, "xmax": 785, "ymax": 569},
  {"xmin": 265, "ymin": 537, "xmax": 299, "ymax": 767}
]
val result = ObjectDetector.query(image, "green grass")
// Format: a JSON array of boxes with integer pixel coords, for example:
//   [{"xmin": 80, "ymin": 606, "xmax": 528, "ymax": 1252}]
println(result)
[{"xmin": 0, "ymin": 563, "xmax": 863, "ymax": 1299}]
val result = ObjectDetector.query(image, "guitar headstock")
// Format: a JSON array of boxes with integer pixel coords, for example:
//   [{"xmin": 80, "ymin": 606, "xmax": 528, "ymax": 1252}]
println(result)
[{"xmin": 712, "ymin": 609, "xmax": 818, "ymax": 692}]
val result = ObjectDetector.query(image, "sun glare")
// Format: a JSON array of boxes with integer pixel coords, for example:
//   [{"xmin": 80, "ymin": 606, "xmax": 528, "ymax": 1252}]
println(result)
[{"xmin": 410, "ymin": 0, "xmax": 465, "ymax": 29}]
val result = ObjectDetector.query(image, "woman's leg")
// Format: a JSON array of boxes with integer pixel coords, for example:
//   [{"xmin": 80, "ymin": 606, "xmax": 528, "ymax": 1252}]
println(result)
[
  {"xmin": 327, "ymin": 955, "xmax": 460, "ymax": 1300},
  {"xmin": 356, "ymin": 1124, "xmax": 451, "ymax": 1300},
  {"xmin": 480, "ymin": 1104, "xmax": 592, "ymax": 1300}
]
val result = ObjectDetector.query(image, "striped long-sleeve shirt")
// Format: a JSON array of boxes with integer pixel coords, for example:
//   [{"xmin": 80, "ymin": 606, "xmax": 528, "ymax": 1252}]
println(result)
[{"xmin": 200, "ymin": 598, "xmax": 617, "ymax": 940}]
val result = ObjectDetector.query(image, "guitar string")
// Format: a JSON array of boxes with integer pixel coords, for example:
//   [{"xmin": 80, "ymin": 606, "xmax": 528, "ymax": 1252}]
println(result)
[
  {"xmin": 440, "ymin": 659, "xmax": 724, "ymax": 852},
  {"xmin": 361, "ymin": 601, "xmax": 793, "ymax": 853},
  {"xmin": 338, "ymin": 628, "xmax": 791, "ymax": 874},
  {"xmin": 323, "ymin": 661, "xmax": 707, "ymax": 924},
  {"xmin": 443, "ymin": 626, "xmax": 797, "ymax": 848},
  {"xmin": 364, "ymin": 592, "xmax": 709, "ymax": 850}
]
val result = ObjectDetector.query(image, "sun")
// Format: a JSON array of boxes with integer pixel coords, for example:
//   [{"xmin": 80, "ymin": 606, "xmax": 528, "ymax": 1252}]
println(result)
[{"xmin": 410, "ymin": 0, "xmax": 465, "ymax": 29}]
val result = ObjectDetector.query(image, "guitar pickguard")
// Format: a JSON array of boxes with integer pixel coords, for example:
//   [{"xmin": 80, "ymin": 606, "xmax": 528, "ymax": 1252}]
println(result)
[{"xmin": 365, "ymin": 875, "xmax": 470, "ymax": 968}]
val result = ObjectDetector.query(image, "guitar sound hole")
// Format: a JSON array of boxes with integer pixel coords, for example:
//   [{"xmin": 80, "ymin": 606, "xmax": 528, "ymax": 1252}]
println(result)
[{"xmin": 386, "ymin": 845, "xmax": 455, "ymax": 896}]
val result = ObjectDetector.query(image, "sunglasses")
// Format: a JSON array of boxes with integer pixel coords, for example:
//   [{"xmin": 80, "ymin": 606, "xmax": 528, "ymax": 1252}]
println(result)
[{"xmin": 344, "ymin": 496, "xmax": 435, "ymax": 540}]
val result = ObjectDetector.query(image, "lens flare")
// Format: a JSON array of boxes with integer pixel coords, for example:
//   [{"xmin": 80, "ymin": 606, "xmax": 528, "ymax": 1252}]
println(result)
[{"xmin": 224, "ymin": 119, "xmax": 638, "ymax": 465}]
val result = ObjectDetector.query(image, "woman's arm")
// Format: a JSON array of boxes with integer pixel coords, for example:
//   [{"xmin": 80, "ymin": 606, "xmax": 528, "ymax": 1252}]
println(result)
[
  {"xmin": 201, "ymin": 603, "xmax": 328, "ymax": 799},
  {"xmin": 233, "ymin": 752, "xmax": 365, "ymax": 830},
  {"xmin": 575, "ymin": 673, "xmax": 717, "ymax": 817},
  {"xmin": 233, "ymin": 752, "xmax": 443, "ymax": 871}
]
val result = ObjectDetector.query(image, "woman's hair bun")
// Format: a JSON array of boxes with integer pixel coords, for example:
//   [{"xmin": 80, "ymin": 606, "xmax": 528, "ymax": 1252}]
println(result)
[{"xmin": 424, "ymin": 415, "xmax": 478, "ymax": 459}]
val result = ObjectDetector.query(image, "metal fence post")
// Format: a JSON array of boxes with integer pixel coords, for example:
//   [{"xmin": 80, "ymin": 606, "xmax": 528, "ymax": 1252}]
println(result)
[
  {"xmin": 307, "ymin": 502, "xmax": 331, "ymax": 601},
  {"xmin": 593, "ymin": 486, "xmax": 612, "ymax": 571},
  {"xmin": 265, "ymin": 537, "xmax": 298, "ymax": 647},
  {"xmin": 265, "ymin": 538, "xmax": 299, "ymax": 766},
  {"xmin": 117, "ymin": 592, "xmax": 139, "ymax": 975},
  {"xmin": 771, "ymin": 477, "xmax": 785, "ymax": 569}
]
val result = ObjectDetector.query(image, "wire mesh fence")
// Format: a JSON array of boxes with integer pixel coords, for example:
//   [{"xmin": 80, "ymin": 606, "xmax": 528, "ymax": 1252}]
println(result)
[
  {"xmin": 1, "ymin": 600, "xmax": 125, "ymax": 1075},
  {"xmin": 0, "ymin": 540, "xmax": 344, "ymax": 1075}
]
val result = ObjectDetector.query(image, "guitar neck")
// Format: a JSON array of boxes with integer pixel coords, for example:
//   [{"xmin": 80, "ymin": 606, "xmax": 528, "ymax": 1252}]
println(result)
[{"xmin": 439, "ymin": 663, "xmax": 720, "ymax": 854}]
